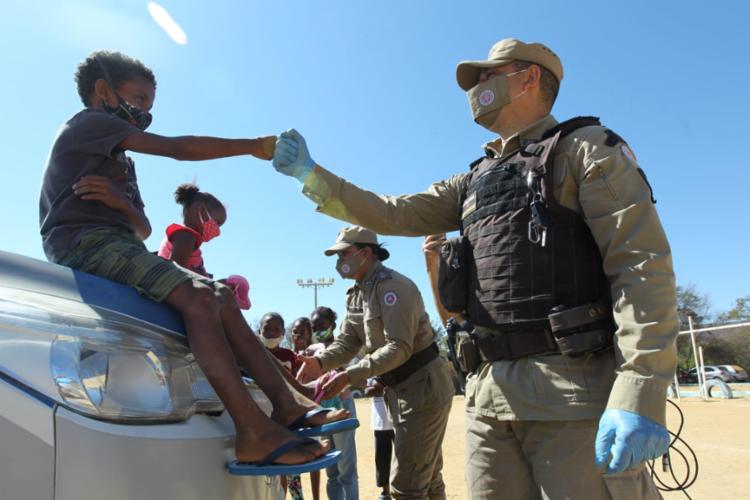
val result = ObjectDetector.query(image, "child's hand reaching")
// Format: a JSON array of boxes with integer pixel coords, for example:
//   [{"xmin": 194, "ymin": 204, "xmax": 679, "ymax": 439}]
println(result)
[
  {"xmin": 254, "ymin": 135, "xmax": 277, "ymax": 161},
  {"xmin": 73, "ymin": 175, "xmax": 130, "ymax": 211}
]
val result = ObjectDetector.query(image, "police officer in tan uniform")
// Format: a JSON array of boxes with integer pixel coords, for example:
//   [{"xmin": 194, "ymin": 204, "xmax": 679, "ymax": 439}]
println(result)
[
  {"xmin": 275, "ymin": 39, "xmax": 677, "ymax": 500},
  {"xmin": 297, "ymin": 226, "xmax": 454, "ymax": 500}
]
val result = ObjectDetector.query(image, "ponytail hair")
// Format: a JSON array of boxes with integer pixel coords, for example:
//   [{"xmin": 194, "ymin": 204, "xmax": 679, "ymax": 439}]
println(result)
[
  {"xmin": 174, "ymin": 183, "xmax": 226, "ymax": 218},
  {"xmin": 174, "ymin": 183, "xmax": 201, "ymax": 206}
]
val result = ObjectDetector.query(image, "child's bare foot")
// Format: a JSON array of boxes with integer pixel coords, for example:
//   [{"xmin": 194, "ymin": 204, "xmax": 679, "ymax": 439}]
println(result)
[{"xmin": 235, "ymin": 423, "xmax": 331, "ymax": 464}]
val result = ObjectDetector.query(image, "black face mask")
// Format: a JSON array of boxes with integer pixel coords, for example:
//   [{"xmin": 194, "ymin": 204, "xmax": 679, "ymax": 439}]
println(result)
[
  {"xmin": 95, "ymin": 57, "xmax": 152, "ymax": 131},
  {"xmin": 103, "ymin": 94, "xmax": 152, "ymax": 131}
]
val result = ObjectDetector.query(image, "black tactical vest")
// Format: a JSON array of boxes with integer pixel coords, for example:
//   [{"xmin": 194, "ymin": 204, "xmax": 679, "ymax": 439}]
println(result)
[{"xmin": 460, "ymin": 117, "xmax": 611, "ymax": 330}]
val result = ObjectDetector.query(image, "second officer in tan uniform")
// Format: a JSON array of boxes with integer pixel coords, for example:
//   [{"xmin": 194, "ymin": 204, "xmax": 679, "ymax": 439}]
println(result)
[{"xmin": 297, "ymin": 226, "xmax": 454, "ymax": 500}]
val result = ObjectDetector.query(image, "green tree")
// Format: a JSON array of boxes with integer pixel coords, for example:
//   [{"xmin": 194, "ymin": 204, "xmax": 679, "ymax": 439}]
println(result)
[
  {"xmin": 676, "ymin": 284, "xmax": 712, "ymax": 329},
  {"xmin": 715, "ymin": 295, "xmax": 750, "ymax": 324},
  {"xmin": 431, "ymin": 318, "xmax": 449, "ymax": 358}
]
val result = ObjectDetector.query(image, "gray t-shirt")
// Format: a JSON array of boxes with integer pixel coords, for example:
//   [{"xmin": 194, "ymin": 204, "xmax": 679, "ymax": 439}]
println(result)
[{"xmin": 39, "ymin": 109, "xmax": 144, "ymax": 262}]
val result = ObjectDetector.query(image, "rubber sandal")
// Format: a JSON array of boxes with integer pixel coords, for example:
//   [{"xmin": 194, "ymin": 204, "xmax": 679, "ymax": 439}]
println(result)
[
  {"xmin": 288, "ymin": 408, "xmax": 360, "ymax": 438},
  {"xmin": 227, "ymin": 437, "xmax": 342, "ymax": 476}
]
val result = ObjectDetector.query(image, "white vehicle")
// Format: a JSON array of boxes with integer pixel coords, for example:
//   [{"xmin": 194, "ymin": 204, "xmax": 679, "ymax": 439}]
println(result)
[
  {"xmin": 0, "ymin": 250, "xmax": 281, "ymax": 500},
  {"xmin": 717, "ymin": 364, "xmax": 749, "ymax": 382},
  {"xmin": 687, "ymin": 365, "xmax": 734, "ymax": 382}
]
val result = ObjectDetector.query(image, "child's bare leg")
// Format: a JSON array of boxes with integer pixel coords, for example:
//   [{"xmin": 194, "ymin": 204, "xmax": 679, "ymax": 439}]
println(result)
[
  {"xmin": 166, "ymin": 280, "xmax": 328, "ymax": 463},
  {"xmin": 311, "ymin": 470, "xmax": 321, "ymax": 500},
  {"xmin": 212, "ymin": 284, "xmax": 348, "ymax": 427},
  {"xmin": 267, "ymin": 351, "xmax": 316, "ymax": 400}
]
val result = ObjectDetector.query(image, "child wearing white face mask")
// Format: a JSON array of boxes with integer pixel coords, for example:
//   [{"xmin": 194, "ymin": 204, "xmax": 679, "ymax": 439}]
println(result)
[
  {"xmin": 157, "ymin": 183, "xmax": 251, "ymax": 309},
  {"xmin": 259, "ymin": 312, "xmax": 304, "ymax": 374},
  {"xmin": 258, "ymin": 312, "xmax": 310, "ymax": 500}
]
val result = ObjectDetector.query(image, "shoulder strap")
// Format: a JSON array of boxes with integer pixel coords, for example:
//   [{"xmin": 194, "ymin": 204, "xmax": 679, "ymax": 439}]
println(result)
[
  {"xmin": 539, "ymin": 116, "xmax": 602, "ymax": 210},
  {"xmin": 542, "ymin": 116, "xmax": 601, "ymax": 140}
]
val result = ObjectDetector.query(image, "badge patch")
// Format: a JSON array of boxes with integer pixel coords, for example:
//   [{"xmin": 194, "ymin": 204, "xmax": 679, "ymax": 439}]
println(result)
[
  {"xmin": 461, "ymin": 193, "xmax": 477, "ymax": 219},
  {"xmin": 479, "ymin": 89, "xmax": 495, "ymax": 106},
  {"xmin": 621, "ymin": 144, "xmax": 637, "ymax": 162},
  {"xmin": 383, "ymin": 291, "xmax": 399, "ymax": 306}
]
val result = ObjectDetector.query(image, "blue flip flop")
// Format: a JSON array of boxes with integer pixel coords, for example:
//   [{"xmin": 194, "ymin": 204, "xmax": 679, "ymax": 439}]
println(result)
[
  {"xmin": 288, "ymin": 408, "xmax": 360, "ymax": 438},
  {"xmin": 228, "ymin": 437, "xmax": 342, "ymax": 476}
]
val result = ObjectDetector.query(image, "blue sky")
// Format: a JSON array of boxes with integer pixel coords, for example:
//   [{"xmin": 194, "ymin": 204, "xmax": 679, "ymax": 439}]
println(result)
[{"xmin": 1, "ymin": 0, "xmax": 748, "ymax": 328}]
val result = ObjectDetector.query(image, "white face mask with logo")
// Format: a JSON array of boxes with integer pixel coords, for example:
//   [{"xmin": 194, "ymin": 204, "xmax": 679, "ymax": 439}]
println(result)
[
  {"xmin": 259, "ymin": 334, "xmax": 283, "ymax": 349},
  {"xmin": 467, "ymin": 70, "xmax": 527, "ymax": 130}
]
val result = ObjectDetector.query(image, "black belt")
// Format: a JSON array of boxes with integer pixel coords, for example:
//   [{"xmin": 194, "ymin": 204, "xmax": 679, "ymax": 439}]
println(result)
[
  {"xmin": 475, "ymin": 328, "xmax": 559, "ymax": 362},
  {"xmin": 377, "ymin": 343, "xmax": 439, "ymax": 387}
]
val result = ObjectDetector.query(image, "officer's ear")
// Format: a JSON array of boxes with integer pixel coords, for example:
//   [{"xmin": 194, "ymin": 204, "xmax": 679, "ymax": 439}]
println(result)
[
  {"xmin": 523, "ymin": 64, "xmax": 542, "ymax": 91},
  {"xmin": 361, "ymin": 245, "xmax": 375, "ymax": 261}
]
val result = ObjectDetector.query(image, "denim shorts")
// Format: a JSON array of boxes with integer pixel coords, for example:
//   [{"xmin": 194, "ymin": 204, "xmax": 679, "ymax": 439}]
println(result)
[{"xmin": 59, "ymin": 228, "xmax": 213, "ymax": 302}]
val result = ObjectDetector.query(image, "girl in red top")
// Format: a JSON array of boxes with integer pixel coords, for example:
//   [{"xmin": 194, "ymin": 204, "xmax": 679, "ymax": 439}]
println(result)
[{"xmin": 158, "ymin": 183, "xmax": 250, "ymax": 308}]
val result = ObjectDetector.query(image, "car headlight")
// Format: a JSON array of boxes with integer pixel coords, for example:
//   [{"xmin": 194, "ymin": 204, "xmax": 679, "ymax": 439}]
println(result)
[
  {"xmin": 50, "ymin": 319, "xmax": 225, "ymax": 423},
  {"xmin": 0, "ymin": 290, "xmax": 224, "ymax": 423}
]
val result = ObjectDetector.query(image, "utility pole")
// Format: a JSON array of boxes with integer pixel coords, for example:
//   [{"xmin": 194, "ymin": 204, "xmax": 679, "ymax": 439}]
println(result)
[{"xmin": 296, "ymin": 277, "xmax": 335, "ymax": 309}]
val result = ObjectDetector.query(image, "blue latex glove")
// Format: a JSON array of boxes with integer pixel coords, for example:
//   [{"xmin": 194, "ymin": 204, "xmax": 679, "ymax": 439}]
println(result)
[
  {"xmin": 594, "ymin": 408, "xmax": 670, "ymax": 475},
  {"xmin": 272, "ymin": 129, "xmax": 315, "ymax": 182}
]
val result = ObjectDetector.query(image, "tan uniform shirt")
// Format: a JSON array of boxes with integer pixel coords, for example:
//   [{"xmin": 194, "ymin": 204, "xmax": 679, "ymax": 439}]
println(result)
[
  {"xmin": 315, "ymin": 262, "xmax": 437, "ymax": 388},
  {"xmin": 302, "ymin": 114, "xmax": 678, "ymax": 425}
]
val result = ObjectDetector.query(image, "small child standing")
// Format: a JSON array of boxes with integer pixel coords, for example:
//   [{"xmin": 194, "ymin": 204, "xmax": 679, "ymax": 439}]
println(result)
[
  {"xmin": 157, "ymin": 183, "xmax": 250, "ymax": 309},
  {"xmin": 38, "ymin": 50, "xmax": 350, "ymax": 473},
  {"xmin": 366, "ymin": 378, "xmax": 394, "ymax": 500},
  {"xmin": 258, "ymin": 312, "xmax": 306, "ymax": 500}
]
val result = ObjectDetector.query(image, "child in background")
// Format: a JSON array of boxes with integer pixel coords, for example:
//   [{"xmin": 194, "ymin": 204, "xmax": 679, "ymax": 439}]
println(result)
[
  {"xmin": 258, "ymin": 312, "xmax": 303, "ymax": 376},
  {"xmin": 158, "ymin": 182, "xmax": 222, "ymax": 277},
  {"xmin": 366, "ymin": 378, "xmax": 394, "ymax": 500},
  {"xmin": 291, "ymin": 317, "xmax": 313, "ymax": 354},
  {"xmin": 290, "ymin": 316, "xmax": 323, "ymax": 500},
  {"xmin": 258, "ymin": 312, "xmax": 305, "ymax": 499},
  {"xmin": 39, "ymin": 50, "xmax": 350, "ymax": 473},
  {"xmin": 157, "ymin": 183, "xmax": 250, "ymax": 309},
  {"xmin": 309, "ymin": 307, "xmax": 359, "ymax": 500}
]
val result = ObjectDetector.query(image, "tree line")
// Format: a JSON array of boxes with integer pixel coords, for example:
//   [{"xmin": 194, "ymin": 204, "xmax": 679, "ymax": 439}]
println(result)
[{"xmin": 676, "ymin": 285, "xmax": 750, "ymax": 371}]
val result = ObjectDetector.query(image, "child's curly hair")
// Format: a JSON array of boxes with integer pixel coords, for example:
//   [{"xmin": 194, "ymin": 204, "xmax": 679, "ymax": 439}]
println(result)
[
  {"xmin": 75, "ymin": 50, "xmax": 157, "ymax": 106},
  {"xmin": 174, "ymin": 183, "xmax": 224, "ymax": 213}
]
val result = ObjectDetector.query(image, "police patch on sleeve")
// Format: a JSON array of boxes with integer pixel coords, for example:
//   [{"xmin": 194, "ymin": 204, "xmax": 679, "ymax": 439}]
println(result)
[
  {"xmin": 621, "ymin": 144, "xmax": 637, "ymax": 163},
  {"xmin": 383, "ymin": 291, "xmax": 399, "ymax": 306}
]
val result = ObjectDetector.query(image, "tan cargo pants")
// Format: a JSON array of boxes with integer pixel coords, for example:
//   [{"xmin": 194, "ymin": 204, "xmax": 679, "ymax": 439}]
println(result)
[
  {"xmin": 465, "ymin": 413, "xmax": 663, "ymax": 500},
  {"xmin": 385, "ymin": 358, "xmax": 454, "ymax": 500}
]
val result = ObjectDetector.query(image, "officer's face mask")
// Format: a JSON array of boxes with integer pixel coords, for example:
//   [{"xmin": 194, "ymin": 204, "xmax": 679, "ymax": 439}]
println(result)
[
  {"xmin": 336, "ymin": 248, "xmax": 365, "ymax": 280},
  {"xmin": 103, "ymin": 94, "xmax": 153, "ymax": 131},
  {"xmin": 467, "ymin": 70, "xmax": 527, "ymax": 130}
]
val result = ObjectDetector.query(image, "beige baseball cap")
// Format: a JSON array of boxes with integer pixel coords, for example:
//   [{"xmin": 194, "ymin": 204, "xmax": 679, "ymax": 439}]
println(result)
[
  {"xmin": 456, "ymin": 38, "xmax": 563, "ymax": 91},
  {"xmin": 324, "ymin": 226, "xmax": 390, "ymax": 260}
]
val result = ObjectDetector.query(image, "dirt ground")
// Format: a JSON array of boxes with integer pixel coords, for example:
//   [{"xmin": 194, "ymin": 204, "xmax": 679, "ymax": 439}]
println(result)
[{"xmin": 300, "ymin": 396, "xmax": 750, "ymax": 499}]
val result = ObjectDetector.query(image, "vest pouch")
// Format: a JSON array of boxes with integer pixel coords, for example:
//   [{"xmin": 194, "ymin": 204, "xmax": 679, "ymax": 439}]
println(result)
[
  {"xmin": 548, "ymin": 301, "xmax": 615, "ymax": 357},
  {"xmin": 438, "ymin": 235, "xmax": 470, "ymax": 313},
  {"xmin": 456, "ymin": 332, "xmax": 480, "ymax": 374}
]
